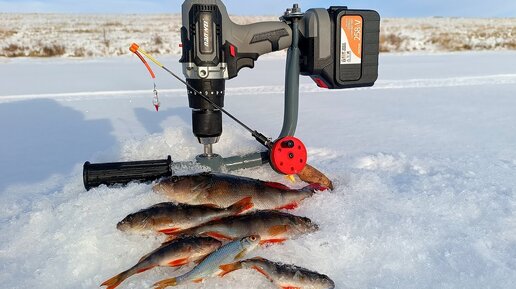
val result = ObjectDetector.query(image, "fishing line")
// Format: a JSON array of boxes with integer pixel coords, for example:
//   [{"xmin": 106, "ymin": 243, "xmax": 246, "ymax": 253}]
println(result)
[{"xmin": 130, "ymin": 44, "xmax": 160, "ymax": 111}]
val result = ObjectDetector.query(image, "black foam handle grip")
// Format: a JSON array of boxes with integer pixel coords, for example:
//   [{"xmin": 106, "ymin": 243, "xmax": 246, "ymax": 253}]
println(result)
[{"xmin": 83, "ymin": 156, "xmax": 173, "ymax": 191}]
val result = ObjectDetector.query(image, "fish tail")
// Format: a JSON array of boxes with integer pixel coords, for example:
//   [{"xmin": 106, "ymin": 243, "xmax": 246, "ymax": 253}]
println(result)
[
  {"xmin": 100, "ymin": 271, "xmax": 130, "ymax": 289},
  {"xmin": 228, "ymin": 197, "xmax": 254, "ymax": 215},
  {"xmin": 303, "ymin": 183, "xmax": 329, "ymax": 192},
  {"xmin": 153, "ymin": 277, "xmax": 177, "ymax": 289}
]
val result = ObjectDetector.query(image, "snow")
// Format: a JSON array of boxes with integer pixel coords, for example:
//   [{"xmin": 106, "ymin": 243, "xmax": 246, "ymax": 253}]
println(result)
[
  {"xmin": 380, "ymin": 18, "xmax": 516, "ymax": 52},
  {"xmin": 1, "ymin": 51, "xmax": 516, "ymax": 289}
]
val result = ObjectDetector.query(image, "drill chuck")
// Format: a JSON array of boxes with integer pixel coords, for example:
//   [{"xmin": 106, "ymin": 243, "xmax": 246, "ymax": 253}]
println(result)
[
  {"xmin": 187, "ymin": 78, "xmax": 225, "ymax": 144},
  {"xmin": 187, "ymin": 78, "xmax": 225, "ymax": 109}
]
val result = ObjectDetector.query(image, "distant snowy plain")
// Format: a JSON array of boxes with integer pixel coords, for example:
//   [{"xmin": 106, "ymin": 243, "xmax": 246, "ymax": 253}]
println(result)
[{"xmin": 1, "ymin": 51, "xmax": 516, "ymax": 289}]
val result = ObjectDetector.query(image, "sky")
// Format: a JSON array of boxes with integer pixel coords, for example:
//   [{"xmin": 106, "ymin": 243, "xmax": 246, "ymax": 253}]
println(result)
[{"xmin": 0, "ymin": 0, "xmax": 514, "ymax": 17}]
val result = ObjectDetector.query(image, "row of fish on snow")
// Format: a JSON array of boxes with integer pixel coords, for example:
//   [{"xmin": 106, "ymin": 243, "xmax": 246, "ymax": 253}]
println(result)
[{"xmin": 101, "ymin": 172, "xmax": 336, "ymax": 289}]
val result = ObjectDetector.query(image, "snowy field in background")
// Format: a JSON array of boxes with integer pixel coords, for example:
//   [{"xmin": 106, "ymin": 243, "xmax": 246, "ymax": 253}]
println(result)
[
  {"xmin": 1, "ymin": 14, "xmax": 515, "ymax": 57},
  {"xmin": 1, "ymin": 51, "xmax": 516, "ymax": 289}
]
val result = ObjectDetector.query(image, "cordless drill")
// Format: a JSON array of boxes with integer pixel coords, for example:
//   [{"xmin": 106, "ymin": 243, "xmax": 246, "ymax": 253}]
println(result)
[
  {"xmin": 82, "ymin": 1, "xmax": 380, "ymax": 190},
  {"xmin": 180, "ymin": 0, "xmax": 293, "ymax": 153}
]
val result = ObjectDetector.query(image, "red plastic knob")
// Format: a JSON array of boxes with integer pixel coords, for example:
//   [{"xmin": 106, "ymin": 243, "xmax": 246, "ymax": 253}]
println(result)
[{"xmin": 270, "ymin": 136, "xmax": 307, "ymax": 175}]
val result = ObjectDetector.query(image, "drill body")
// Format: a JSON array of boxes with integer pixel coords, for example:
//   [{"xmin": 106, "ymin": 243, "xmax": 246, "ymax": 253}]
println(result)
[{"xmin": 180, "ymin": 0, "xmax": 292, "ymax": 146}]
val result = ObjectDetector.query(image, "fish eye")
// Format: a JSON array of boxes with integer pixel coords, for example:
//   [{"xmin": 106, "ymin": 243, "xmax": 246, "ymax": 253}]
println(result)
[
  {"xmin": 250, "ymin": 236, "xmax": 257, "ymax": 241},
  {"xmin": 166, "ymin": 175, "xmax": 185, "ymax": 184}
]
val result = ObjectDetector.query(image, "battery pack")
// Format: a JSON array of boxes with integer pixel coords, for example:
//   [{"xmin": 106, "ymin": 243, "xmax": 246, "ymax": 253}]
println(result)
[{"xmin": 299, "ymin": 7, "xmax": 380, "ymax": 89}]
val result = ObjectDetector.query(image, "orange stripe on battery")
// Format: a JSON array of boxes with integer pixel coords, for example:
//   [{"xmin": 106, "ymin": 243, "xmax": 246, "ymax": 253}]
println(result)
[{"xmin": 342, "ymin": 15, "xmax": 363, "ymax": 58}]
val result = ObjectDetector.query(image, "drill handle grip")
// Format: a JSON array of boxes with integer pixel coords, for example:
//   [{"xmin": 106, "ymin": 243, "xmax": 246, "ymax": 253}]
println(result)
[
  {"xmin": 224, "ymin": 21, "xmax": 292, "ymax": 78},
  {"xmin": 228, "ymin": 21, "xmax": 292, "ymax": 56}
]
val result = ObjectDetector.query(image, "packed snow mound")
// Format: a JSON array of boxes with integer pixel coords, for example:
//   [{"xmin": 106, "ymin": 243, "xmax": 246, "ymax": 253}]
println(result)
[{"xmin": 1, "ymin": 52, "xmax": 516, "ymax": 289}]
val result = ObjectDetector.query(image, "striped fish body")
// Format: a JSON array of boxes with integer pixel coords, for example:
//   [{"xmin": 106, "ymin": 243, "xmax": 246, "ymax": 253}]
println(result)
[
  {"xmin": 137, "ymin": 236, "xmax": 221, "ymax": 268},
  {"xmin": 168, "ymin": 211, "xmax": 319, "ymax": 245},
  {"xmin": 100, "ymin": 236, "xmax": 221, "ymax": 289},
  {"xmin": 222, "ymin": 257, "xmax": 335, "ymax": 289},
  {"xmin": 116, "ymin": 197, "xmax": 252, "ymax": 234},
  {"xmin": 153, "ymin": 173, "xmax": 325, "ymax": 211}
]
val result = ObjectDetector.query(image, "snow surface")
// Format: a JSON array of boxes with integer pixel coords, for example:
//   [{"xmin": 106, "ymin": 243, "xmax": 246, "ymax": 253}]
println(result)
[{"xmin": 1, "ymin": 51, "xmax": 516, "ymax": 289}]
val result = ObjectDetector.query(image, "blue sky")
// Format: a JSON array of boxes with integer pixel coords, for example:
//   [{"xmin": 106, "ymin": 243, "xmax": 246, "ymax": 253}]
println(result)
[{"xmin": 0, "ymin": 0, "xmax": 514, "ymax": 17}]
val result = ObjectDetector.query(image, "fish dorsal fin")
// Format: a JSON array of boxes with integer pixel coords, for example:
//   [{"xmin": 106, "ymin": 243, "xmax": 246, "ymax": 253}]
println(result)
[
  {"xmin": 138, "ymin": 241, "xmax": 170, "ymax": 263},
  {"xmin": 250, "ymin": 256, "xmax": 268, "ymax": 262},
  {"xmin": 264, "ymin": 182, "xmax": 291, "ymax": 190},
  {"xmin": 148, "ymin": 202, "xmax": 175, "ymax": 209},
  {"xmin": 191, "ymin": 177, "xmax": 214, "ymax": 193},
  {"xmin": 138, "ymin": 251, "xmax": 154, "ymax": 263}
]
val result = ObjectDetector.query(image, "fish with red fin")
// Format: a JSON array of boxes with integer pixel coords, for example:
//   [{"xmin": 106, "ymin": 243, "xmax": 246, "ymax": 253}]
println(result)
[
  {"xmin": 153, "ymin": 173, "xmax": 328, "ymax": 211},
  {"xmin": 153, "ymin": 235, "xmax": 261, "ymax": 289},
  {"xmin": 100, "ymin": 236, "xmax": 221, "ymax": 289},
  {"xmin": 117, "ymin": 197, "xmax": 253, "ymax": 234},
  {"xmin": 165, "ymin": 210, "xmax": 319, "ymax": 246},
  {"xmin": 219, "ymin": 257, "xmax": 335, "ymax": 289}
]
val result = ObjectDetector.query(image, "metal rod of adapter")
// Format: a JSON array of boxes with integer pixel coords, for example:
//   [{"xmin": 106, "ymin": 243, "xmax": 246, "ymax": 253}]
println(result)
[
  {"xmin": 279, "ymin": 6, "xmax": 303, "ymax": 139},
  {"xmin": 203, "ymin": 144, "xmax": 213, "ymax": 157}
]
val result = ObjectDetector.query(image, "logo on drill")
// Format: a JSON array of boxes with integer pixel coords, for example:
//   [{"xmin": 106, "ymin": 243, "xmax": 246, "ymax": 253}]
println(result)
[
  {"xmin": 200, "ymin": 12, "xmax": 213, "ymax": 54},
  {"xmin": 203, "ymin": 21, "xmax": 209, "ymax": 47}
]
